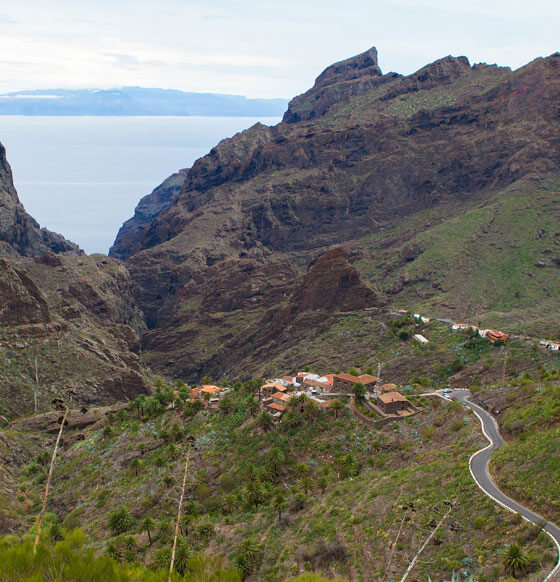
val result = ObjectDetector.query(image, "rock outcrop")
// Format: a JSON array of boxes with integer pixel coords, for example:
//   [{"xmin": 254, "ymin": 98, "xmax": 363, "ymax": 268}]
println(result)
[
  {"xmin": 0, "ymin": 143, "xmax": 81, "ymax": 257},
  {"xmin": 109, "ymin": 171, "xmax": 187, "ymax": 260},
  {"xmin": 287, "ymin": 247, "xmax": 384, "ymax": 314},
  {"xmin": 0, "ymin": 258, "xmax": 50, "ymax": 324}
]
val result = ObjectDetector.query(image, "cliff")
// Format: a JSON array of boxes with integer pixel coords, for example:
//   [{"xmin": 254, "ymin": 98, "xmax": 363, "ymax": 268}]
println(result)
[
  {"xmin": 0, "ymin": 143, "xmax": 81, "ymax": 257},
  {"xmin": 0, "ymin": 144, "xmax": 150, "ymax": 419}
]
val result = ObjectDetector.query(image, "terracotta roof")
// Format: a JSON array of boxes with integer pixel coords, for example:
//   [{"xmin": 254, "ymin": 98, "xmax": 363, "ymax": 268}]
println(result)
[
  {"xmin": 358, "ymin": 374, "xmax": 378, "ymax": 384},
  {"xmin": 271, "ymin": 392, "xmax": 290, "ymax": 402},
  {"xmin": 378, "ymin": 391, "xmax": 408, "ymax": 403},
  {"xmin": 333, "ymin": 373, "xmax": 360, "ymax": 382},
  {"xmin": 262, "ymin": 382, "xmax": 287, "ymax": 392},
  {"xmin": 266, "ymin": 402, "xmax": 287, "ymax": 412},
  {"xmin": 486, "ymin": 330, "xmax": 507, "ymax": 341},
  {"xmin": 381, "ymin": 383, "xmax": 398, "ymax": 392},
  {"xmin": 200, "ymin": 386, "xmax": 222, "ymax": 394}
]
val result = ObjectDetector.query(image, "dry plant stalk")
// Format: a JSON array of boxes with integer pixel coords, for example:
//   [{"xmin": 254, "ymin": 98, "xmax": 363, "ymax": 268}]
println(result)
[
  {"xmin": 399, "ymin": 503, "xmax": 453, "ymax": 582},
  {"xmin": 169, "ymin": 443, "xmax": 192, "ymax": 580},
  {"xmin": 33, "ymin": 396, "xmax": 73, "ymax": 555}
]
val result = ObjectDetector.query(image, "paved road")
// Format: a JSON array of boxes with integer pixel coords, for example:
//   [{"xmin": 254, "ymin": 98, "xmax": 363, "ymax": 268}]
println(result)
[{"xmin": 449, "ymin": 390, "xmax": 560, "ymax": 581}]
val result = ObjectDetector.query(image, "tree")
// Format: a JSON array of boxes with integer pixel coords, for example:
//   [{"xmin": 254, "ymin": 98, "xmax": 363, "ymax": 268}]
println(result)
[
  {"xmin": 130, "ymin": 458, "xmax": 141, "ymax": 476},
  {"xmin": 142, "ymin": 516, "xmax": 155, "ymax": 546},
  {"xmin": 272, "ymin": 491, "xmax": 288, "ymax": 522},
  {"xmin": 33, "ymin": 394, "xmax": 73, "ymax": 555},
  {"xmin": 282, "ymin": 410, "xmax": 299, "ymax": 428},
  {"xmin": 219, "ymin": 396, "xmax": 234, "ymax": 414},
  {"xmin": 108, "ymin": 506, "xmax": 133, "ymax": 535},
  {"xmin": 233, "ymin": 536, "xmax": 262, "ymax": 577},
  {"xmin": 268, "ymin": 447, "xmax": 286, "ymax": 475},
  {"xmin": 329, "ymin": 400, "xmax": 345, "ymax": 419},
  {"xmin": 502, "ymin": 543, "xmax": 531, "ymax": 577},
  {"xmin": 298, "ymin": 475, "xmax": 314, "ymax": 494},
  {"xmin": 303, "ymin": 399, "xmax": 320, "ymax": 420},
  {"xmin": 256, "ymin": 411, "xmax": 273, "ymax": 432},
  {"xmin": 244, "ymin": 480, "xmax": 268, "ymax": 508},
  {"xmin": 352, "ymin": 382, "xmax": 366, "ymax": 400}
]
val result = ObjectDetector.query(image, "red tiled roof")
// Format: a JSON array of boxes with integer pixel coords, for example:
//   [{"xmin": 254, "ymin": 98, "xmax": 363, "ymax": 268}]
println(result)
[
  {"xmin": 262, "ymin": 382, "xmax": 287, "ymax": 392},
  {"xmin": 333, "ymin": 373, "xmax": 360, "ymax": 382},
  {"xmin": 271, "ymin": 392, "xmax": 290, "ymax": 401},
  {"xmin": 358, "ymin": 374, "xmax": 378, "ymax": 384},
  {"xmin": 378, "ymin": 391, "xmax": 408, "ymax": 403},
  {"xmin": 266, "ymin": 402, "xmax": 287, "ymax": 412}
]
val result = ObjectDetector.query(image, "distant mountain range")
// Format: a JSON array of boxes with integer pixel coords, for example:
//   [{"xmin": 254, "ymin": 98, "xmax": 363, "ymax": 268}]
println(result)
[{"xmin": 0, "ymin": 87, "xmax": 288, "ymax": 116}]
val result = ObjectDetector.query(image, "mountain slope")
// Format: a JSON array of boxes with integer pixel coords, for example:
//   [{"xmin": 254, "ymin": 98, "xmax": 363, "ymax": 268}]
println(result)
[
  {"xmin": 0, "ymin": 145, "xmax": 150, "ymax": 419},
  {"xmin": 111, "ymin": 48, "xmax": 560, "ymax": 382}
]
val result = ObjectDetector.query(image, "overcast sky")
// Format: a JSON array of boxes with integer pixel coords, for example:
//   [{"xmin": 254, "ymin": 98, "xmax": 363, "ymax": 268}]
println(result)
[{"xmin": 0, "ymin": 0, "xmax": 558, "ymax": 99}]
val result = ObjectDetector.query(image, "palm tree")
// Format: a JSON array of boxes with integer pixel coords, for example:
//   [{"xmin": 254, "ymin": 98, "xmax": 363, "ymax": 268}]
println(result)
[
  {"xmin": 329, "ymin": 400, "xmax": 345, "ymax": 419},
  {"xmin": 298, "ymin": 475, "xmax": 315, "ymax": 494},
  {"xmin": 352, "ymin": 382, "xmax": 366, "ymax": 400},
  {"xmin": 502, "ymin": 543, "xmax": 531, "ymax": 577},
  {"xmin": 272, "ymin": 491, "xmax": 288, "ymax": 522},
  {"xmin": 130, "ymin": 458, "xmax": 141, "ymax": 476},
  {"xmin": 142, "ymin": 516, "xmax": 155, "ymax": 546},
  {"xmin": 256, "ymin": 411, "xmax": 273, "ymax": 432},
  {"xmin": 268, "ymin": 447, "xmax": 286, "ymax": 475},
  {"xmin": 282, "ymin": 410, "xmax": 299, "ymax": 428},
  {"xmin": 108, "ymin": 506, "xmax": 133, "ymax": 535}
]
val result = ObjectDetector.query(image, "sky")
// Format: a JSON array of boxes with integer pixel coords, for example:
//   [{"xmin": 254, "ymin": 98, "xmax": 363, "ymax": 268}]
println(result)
[{"xmin": 0, "ymin": 0, "xmax": 558, "ymax": 99}]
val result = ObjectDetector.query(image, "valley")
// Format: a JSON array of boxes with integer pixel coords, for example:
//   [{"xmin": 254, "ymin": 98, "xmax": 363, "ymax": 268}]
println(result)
[{"xmin": 0, "ymin": 45, "xmax": 559, "ymax": 581}]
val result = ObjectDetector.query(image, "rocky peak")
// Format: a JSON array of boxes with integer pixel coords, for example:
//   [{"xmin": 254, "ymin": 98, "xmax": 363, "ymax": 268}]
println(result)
[
  {"xmin": 0, "ymin": 142, "xmax": 82, "ymax": 258},
  {"xmin": 287, "ymin": 247, "xmax": 385, "ymax": 313},
  {"xmin": 313, "ymin": 46, "xmax": 382, "ymax": 91},
  {"xmin": 283, "ymin": 46, "xmax": 390, "ymax": 123}
]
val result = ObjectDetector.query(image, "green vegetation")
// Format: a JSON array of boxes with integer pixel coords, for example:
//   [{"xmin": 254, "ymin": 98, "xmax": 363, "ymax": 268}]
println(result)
[{"xmin": 2, "ymin": 374, "xmax": 557, "ymax": 581}]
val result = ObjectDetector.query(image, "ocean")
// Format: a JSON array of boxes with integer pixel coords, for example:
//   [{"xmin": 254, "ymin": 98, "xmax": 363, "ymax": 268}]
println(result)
[{"xmin": 0, "ymin": 115, "xmax": 281, "ymax": 254}]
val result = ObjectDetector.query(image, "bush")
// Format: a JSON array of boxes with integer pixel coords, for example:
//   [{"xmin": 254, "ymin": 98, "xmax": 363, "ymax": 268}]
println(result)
[
  {"xmin": 473, "ymin": 516, "xmax": 486, "ymax": 529},
  {"xmin": 398, "ymin": 330, "xmax": 409, "ymax": 341}
]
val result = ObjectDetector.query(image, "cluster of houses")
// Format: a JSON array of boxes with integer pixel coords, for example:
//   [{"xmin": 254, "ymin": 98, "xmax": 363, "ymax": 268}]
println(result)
[{"xmin": 260, "ymin": 372, "xmax": 414, "ymax": 419}]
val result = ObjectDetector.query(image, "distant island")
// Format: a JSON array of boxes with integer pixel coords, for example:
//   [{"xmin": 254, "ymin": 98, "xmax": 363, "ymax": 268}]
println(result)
[{"xmin": 0, "ymin": 87, "xmax": 289, "ymax": 116}]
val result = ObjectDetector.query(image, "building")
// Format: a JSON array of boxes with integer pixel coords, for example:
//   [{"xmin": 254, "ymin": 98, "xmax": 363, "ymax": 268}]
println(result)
[
  {"xmin": 265, "ymin": 401, "xmax": 286, "ymax": 418},
  {"xmin": 484, "ymin": 330, "xmax": 507, "ymax": 343},
  {"xmin": 379, "ymin": 383, "xmax": 398, "ymax": 394},
  {"xmin": 376, "ymin": 391, "xmax": 410, "ymax": 415},
  {"xmin": 547, "ymin": 342, "xmax": 560, "ymax": 352},
  {"xmin": 261, "ymin": 382, "xmax": 288, "ymax": 397},
  {"xmin": 332, "ymin": 373, "xmax": 378, "ymax": 392},
  {"xmin": 413, "ymin": 334, "xmax": 429, "ymax": 344},
  {"xmin": 332, "ymin": 373, "xmax": 361, "ymax": 392},
  {"xmin": 271, "ymin": 392, "xmax": 290, "ymax": 406}
]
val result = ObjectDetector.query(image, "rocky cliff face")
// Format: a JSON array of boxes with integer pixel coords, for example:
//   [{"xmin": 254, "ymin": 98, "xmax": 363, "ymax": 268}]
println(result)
[
  {"xmin": 0, "ymin": 143, "xmax": 81, "ymax": 257},
  {"xmin": 0, "ymin": 142, "xmax": 151, "ymax": 418},
  {"xmin": 0, "ymin": 252, "xmax": 151, "ymax": 419},
  {"xmin": 109, "ymin": 49, "xmax": 560, "ymax": 381}
]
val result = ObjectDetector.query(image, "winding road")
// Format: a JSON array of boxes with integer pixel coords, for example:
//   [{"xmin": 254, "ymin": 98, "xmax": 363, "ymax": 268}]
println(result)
[{"xmin": 448, "ymin": 389, "xmax": 560, "ymax": 581}]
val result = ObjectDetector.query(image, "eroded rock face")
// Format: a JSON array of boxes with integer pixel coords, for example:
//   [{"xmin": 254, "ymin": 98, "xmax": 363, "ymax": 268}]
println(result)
[
  {"xmin": 0, "ymin": 258, "xmax": 50, "ymax": 324},
  {"xmin": 110, "ymin": 49, "xmax": 560, "ymax": 380},
  {"xmin": 0, "ymin": 143, "xmax": 81, "ymax": 257},
  {"xmin": 287, "ymin": 247, "xmax": 384, "ymax": 313}
]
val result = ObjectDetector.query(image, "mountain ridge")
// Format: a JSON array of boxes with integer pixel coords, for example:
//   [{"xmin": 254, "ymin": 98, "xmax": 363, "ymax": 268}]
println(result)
[
  {"xmin": 0, "ymin": 87, "xmax": 288, "ymax": 117},
  {"xmin": 109, "ymin": 48, "xmax": 560, "ymax": 381}
]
